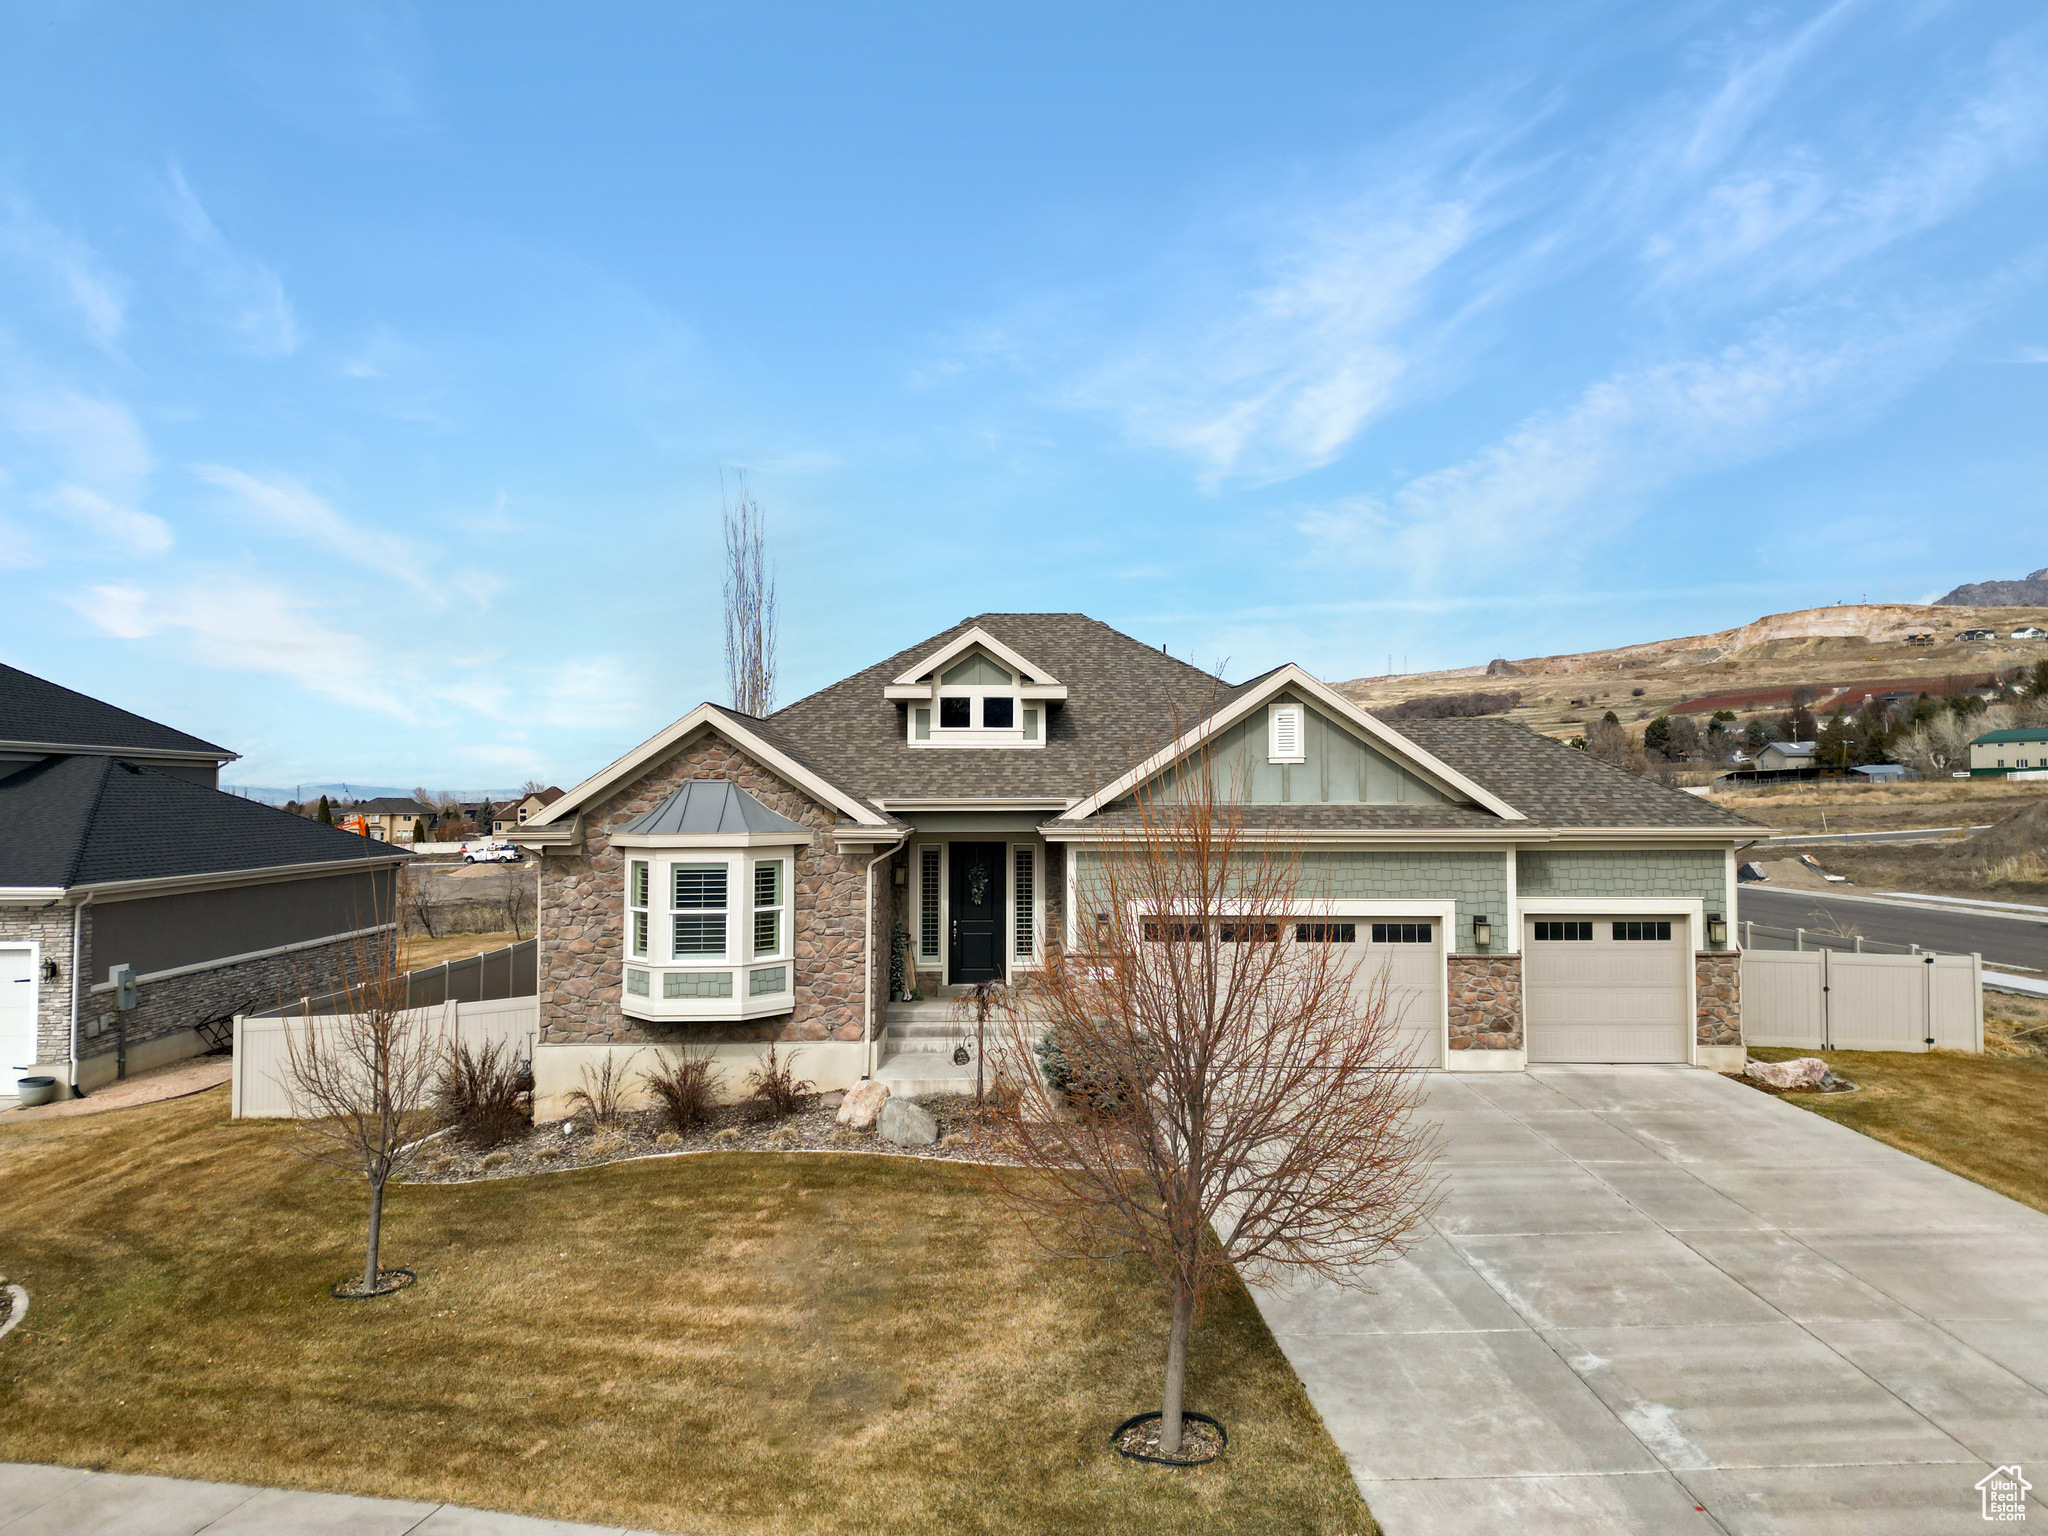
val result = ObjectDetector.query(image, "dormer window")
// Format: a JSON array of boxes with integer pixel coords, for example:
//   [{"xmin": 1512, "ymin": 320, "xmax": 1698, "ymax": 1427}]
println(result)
[{"xmin": 883, "ymin": 625, "xmax": 1068, "ymax": 750}]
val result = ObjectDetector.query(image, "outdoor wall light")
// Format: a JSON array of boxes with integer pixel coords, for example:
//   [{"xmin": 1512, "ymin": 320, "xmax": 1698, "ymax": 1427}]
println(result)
[
  {"xmin": 1707, "ymin": 912, "xmax": 1728, "ymax": 947},
  {"xmin": 42, "ymin": 959, "xmax": 58, "ymax": 981},
  {"xmin": 1471, "ymin": 915, "xmax": 1492, "ymax": 948}
]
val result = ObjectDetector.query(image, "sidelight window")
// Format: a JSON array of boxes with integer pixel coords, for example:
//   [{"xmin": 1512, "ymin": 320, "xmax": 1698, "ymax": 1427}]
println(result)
[{"xmin": 753, "ymin": 859, "xmax": 784, "ymax": 957}]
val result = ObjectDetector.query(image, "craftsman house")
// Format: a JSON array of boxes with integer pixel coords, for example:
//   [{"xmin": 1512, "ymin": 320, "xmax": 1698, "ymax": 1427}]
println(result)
[{"xmin": 512, "ymin": 615, "xmax": 1757, "ymax": 1114}]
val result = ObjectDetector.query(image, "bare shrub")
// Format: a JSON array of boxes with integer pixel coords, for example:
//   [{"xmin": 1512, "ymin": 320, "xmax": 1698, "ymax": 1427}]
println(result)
[
  {"xmin": 500, "ymin": 874, "xmax": 536, "ymax": 941},
  {"xmin": 987, "ymin": 703, "xmax": 1438, "ymax": 1455},
  {"xmin": 643, "ymin": 1049, "xmax": 724, "ymax": 1133},
  {"xmin": 435, "ymin": 1038, "xmax": 532, "ymax": 1149},
  {"xmin": 566, "ymin": 1051, "xmax": 638, "ymax": 1124},
  {"xmin": 743, "ymin": 1043, "xmax": 814, "ymax": 1122}
]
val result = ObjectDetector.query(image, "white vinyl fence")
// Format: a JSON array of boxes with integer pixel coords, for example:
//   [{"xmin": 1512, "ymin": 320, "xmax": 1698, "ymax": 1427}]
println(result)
[
  {"xmin": 1741, "ymin": 948, "xmax": 1982, "ymax": 1053},
  {"xmin": 231, "ymin": 995, "xmax": 539, "ymax": 1119}
]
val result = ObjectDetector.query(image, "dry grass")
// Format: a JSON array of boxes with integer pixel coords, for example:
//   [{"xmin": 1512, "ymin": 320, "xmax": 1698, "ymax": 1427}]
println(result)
[
  {"xmin": 1749, "ymin": 1040, "xmax": 2048, "ymax": 1215},
  {"xmin": 0, "ymin": 1089, "xmax": 1373, "ymax": 1536},
  {"xmin": 405, "ymin": 931, "xmax": 519, "ymax": 969},
  {"xmin": 1714, "ymin": 778, "xmax": 2048, "ymax": 834}
]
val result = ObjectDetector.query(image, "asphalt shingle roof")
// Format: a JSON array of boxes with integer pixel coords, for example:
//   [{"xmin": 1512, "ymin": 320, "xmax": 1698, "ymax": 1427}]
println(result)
[
  {"xmin": 763, "ymin": 614, "xmax": 1261, "ymax": 807},
  {"xmin": 0, "ymin": 755, "xmax": 408, "ymax": 888},
  {"xmin": 0, "ymin": 664, "xmax": 232, "ymax": 759}
]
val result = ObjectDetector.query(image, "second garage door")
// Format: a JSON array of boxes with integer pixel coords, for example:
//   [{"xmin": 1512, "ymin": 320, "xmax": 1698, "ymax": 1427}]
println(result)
[
  {"xmin": 1318, "ymin": 918, "xmax": 1442, "ymax": 1068},
  {"xmin": 1524, "ymin": 916, "xmax": 1689, "ymax": 1063}
]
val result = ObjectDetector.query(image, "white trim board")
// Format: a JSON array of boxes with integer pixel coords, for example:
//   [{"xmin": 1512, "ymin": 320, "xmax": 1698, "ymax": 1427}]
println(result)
[
  {"xmin": 1058, "ymin": 664, "xmax": 1525, "ymax": 824},
  {"xmin": 888, "ymin": 625, "xmax": 1065, "ymax": 690},
  {"xmin": 532, "ymin": 704, "xmax": 890, "ymax": 830}
]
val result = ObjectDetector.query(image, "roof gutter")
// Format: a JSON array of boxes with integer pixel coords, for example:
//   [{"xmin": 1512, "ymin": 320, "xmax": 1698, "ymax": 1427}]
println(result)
[
  {"xmin": 0, "ymin": 738, "xmax": 238, "ymax": 765},
  {"xmin": 25, "ymin": 852, "xmax": 410, "ymax": 905}
]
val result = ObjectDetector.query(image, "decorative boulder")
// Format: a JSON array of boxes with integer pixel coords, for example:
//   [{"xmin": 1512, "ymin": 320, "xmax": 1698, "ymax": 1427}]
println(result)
[
  {"xmin": 877, "ymin": 1096, "xmax": 938, "ymax": 1148},
  {"xmin": 836, "ymin": 1080, "xmax": 891, "ymax": 1129},
  {"xmin": 1745, "ymin": 1057, "xmax": 1830, "ymax": 1091}
]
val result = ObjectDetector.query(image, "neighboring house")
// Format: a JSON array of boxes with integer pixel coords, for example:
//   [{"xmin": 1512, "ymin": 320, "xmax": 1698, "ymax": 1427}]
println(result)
[
  {"xmin": 1849, "ymin": 764, "xmax": 1910, "ymax": 783},
  {"xmin": 492, "ymin": 787, "xmax": 562, "ymax": 836},
  {"xmin": 510, "ymin": 614, "xmax": 1758, "ymax": 1117},
  {"xmin": 2011, "ymin": 627, "xmax": 2048, "ymax": 641},
  {"xmin": 1969, "ymin": 727, "xmax": 2048, "ymax": 777},
  {"xmin": 1, "ymin": 666, "xmax": 410, "ymax": 1102},
  {"xmin": 353, "ymin": 797, "xmax": 436, "ymax": 844},
  {"xmin": 1755, "ymin": 741, "xmax": 1817, "ymax": 774}
]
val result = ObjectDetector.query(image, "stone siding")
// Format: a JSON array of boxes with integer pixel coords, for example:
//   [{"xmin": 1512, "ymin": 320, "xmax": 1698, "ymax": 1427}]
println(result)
[
  {"xmin": 537, "ymin": 735, "xmax": 877, "ymax": 1048},
  {"xmin": 2, "ymin": 904, "xmax": 81, "ymax": 1066},
  {"xmin": 1696, "ymin": 950, "xmax": 1741, "ymax": 1048},
  {"xmin": 1518, "ymin": 848, "xmax": 1727, "ymax": 915},
  {"xmin": 78, "ymin": 923, "xmax": 362, "ymax": 1066},
  {"xmin": 1447, "ymin": 954, "xmax": 1522, "ymax": 1050}
]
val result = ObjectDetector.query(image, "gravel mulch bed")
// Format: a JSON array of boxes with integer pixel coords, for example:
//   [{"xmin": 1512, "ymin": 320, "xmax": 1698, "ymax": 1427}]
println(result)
[
  {"xmin": 1112, "ymin": 1414, "xmax": 1226, "ymax": 1465},
  {"xmin": 407, "ymin": 1093, "xmax": 1019, "ymax": 1183}
]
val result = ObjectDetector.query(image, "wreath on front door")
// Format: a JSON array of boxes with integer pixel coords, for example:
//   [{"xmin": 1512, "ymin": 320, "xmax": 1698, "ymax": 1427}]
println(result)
[{"xmin": 967, "ymin": 860, "xmax": 990, "ymax": 906}]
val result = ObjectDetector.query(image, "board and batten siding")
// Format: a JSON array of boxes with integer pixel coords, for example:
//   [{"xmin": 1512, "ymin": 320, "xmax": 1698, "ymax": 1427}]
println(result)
[{"xmin": 1071, "ymin": 848, "xmax": 1507, "ymax": 953}]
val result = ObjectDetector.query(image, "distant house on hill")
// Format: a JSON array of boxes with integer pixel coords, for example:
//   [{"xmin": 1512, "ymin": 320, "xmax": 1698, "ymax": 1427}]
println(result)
[
  {"xmin": 1756, "ymin": 741, "xmax": 1817, "ymax": 775},
  {"xmin": 1970, "ymin": 727, "xmax": 2048, "ymax": 778},
  {"xmin": 492, "ymin": 787, "xmax": 562, "ymax": 836},
  {"xmin": 352, "ymin": 797, "xmax": 436, "ymax": 844},
  {"xmin": 0, "ymin": 665, "xmax": 408, "ymax": 1103}
]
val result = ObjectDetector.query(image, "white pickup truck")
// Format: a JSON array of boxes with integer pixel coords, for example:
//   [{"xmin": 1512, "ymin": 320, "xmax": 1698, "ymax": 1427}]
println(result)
[{"xmin": 460, "ymin": 840, "xmax": 523, "ymax": 864}]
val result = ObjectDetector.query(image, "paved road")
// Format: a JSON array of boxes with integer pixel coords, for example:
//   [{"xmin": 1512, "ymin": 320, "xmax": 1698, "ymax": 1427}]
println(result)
[
  {"xmin": 1760, "ymin": 825, "xmax": 1989, "ymax": 847},
  {"xmin": 1252, "ymin": 1065, "xmax": 2048, "ymax": 1535},
  {"xmin": 0, "ymin": 1465, "xmax": 668, "ymax": 1535},
  {"xmin": 1739, "ymin": 886, "xmax": 2048, "ymax": 973}
]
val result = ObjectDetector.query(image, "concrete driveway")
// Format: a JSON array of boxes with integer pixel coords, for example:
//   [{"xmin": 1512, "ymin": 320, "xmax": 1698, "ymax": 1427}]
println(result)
[{"xmin": 1252, "ymin": 1065, "xmax": 2048, "ymax": 1535}]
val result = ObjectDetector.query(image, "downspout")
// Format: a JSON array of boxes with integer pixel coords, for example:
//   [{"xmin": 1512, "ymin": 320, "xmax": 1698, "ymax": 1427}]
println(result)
[
  {"xmin": 861, "ymin": 836, "xmax": 909, "ymax": 1080},
  {"xmin": 67, "ymin": 892, "xmax": 92, "ymax": 1098}
]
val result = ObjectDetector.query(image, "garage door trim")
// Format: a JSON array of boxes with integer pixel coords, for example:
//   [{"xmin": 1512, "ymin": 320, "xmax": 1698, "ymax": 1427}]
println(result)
[{"xmin": 1518, "ymin": 898, "xmax": 1701, "ymax": 1066}]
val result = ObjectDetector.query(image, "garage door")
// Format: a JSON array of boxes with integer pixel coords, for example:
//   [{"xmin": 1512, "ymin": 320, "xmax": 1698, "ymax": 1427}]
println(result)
[
  {"xmin": 1525, "ymin": 917, "xmax": 1689, "ymax": 1063},
  {"xmin": 1314, "ymin": 918, "xmax": 1442, "ymax": 1068}
]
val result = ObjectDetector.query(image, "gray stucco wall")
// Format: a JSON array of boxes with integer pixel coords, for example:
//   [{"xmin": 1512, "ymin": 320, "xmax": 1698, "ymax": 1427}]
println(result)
[{"xmin": 1517, "ymin": 848, "xmax": 1727, "ymax": 914}]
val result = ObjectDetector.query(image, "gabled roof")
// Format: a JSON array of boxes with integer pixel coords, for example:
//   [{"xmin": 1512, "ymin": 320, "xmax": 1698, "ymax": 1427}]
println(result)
[
  {"xmin": 1058, "ymin": 664, "xmax": 1524, "ymax": 823},
  {"xmin": 883, "ymin": 624, "xmax": 1068, "ymax": 701},
  {"xmin": 617, "ymin": 780, "xmax": 808, "ymax": 836},
  {"xmin": 1973, "ymin": 728, "xmax": 2048, "ymax": 745},
  {"xmin": 0, "ymin": 755, "xmax": 408, "ymax": 890},
  {"xmin": 0, "ymin": 663, "xmax": 236, "ymax": 763}
]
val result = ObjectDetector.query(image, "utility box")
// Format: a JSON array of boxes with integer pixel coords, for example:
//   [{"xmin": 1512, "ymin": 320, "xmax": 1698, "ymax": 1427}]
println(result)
[{"xmin": 110, "ymin": 963, "xmax": 137, "ymax": 1012}]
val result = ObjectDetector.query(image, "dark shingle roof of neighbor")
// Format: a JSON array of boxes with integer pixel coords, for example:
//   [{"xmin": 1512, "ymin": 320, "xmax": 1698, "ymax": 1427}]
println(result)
[
  {"xmin": 617, "ymin": 779, "xmax": 808, "ymax": 837},
  {"xmin": 352, "ymin": 797, "xmax": 434, "ymax": 815},
  {"xmin": 761, "ymin": 614, "xmax": 1262, "ymax": 810},
  {"xmin": 0, "ymin": 663, "xmax": 233, "ymax": 759},
  {"xmin": 0, "ymin": 755, "xmax": 408, "ymax": 888}
]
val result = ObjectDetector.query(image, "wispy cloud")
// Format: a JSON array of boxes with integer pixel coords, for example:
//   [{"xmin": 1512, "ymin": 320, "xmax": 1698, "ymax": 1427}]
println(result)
[
  {"xmin": 45, "ymin": 486, "xmax": 173, "ymax": 557},
  {"xmin": 1302, "ymin": 300, "xmax": 1970, "ymax": 579},
  {"xmin": 189, "ymin": 463, "xmax": 433, "ymax": 590},
  {"xmin": 162, "ymin": 165, "xmax": 301, "ymax": 356},
  {"xmin": 0, "ymin": 386, "xmax": 164, "ymax": 560},
  {"xmin": 0, "ymin": 189, "xmax": 126, "ymax": 346},
  {"xmin": 66, "ymin": 577, "xmax": 412, "ymax": 716}
]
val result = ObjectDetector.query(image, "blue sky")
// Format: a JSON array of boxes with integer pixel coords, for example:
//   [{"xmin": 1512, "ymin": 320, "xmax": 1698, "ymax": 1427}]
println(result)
[{"xmin": 3, "ymin": 1, "xmax": 2046, "ymax": 791}]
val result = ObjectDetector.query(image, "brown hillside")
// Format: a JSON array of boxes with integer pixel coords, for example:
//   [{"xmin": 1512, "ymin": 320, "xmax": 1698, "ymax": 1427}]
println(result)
[{"xmin": 1338, "ymin": 601, "xmax": 2048, "ymax": 743}]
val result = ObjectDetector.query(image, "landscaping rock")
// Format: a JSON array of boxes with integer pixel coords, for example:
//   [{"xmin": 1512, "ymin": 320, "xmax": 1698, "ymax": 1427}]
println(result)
[
  {"xmin": 877, "ymin": 1097, "xmax": 938, "ymax": 1148},
  {"xmin": 837, "ymin": 1080, "xmax": 890, "ymax": 1129},
  {"xmin": 1745, "ymin": 1057, "xmax": 1829, "ymax": 1091},
  {"xmin": 818, "ymin": 1089, "xmax": 847, "ymax": 1111}
]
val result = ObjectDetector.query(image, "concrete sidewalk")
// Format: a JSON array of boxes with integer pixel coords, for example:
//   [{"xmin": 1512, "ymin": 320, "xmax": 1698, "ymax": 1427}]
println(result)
[
  {"xmin": 1253, "ymin": 1065, "xmax": 2048, "ymax": 1535},
  {"xmin": 0, "ymin": 1464, "xmax": 673, "ymax": 1535}
]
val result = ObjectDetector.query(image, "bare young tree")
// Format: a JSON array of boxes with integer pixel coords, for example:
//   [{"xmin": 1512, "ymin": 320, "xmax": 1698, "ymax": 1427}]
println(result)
[
  {"xmin": 988, "ymin": 735, "xmax": 1438, "ymax": 1455},
  {"xmin": 281, "ymin": 917, "xmax": 442, "ymax": 1296},
  {"xmin": 499, "ymin": 870, "xmax": 537, "ymax": 941},
  {"xmin": 722, "ymin": 472, "xmax": 777, "ymax": 716}
]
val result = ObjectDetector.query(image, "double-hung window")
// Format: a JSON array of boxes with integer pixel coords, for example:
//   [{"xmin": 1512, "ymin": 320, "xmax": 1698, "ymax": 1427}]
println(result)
[
  {"xmin": 672, "ymin": 863, "xmax": 728, "ymax": 958},
  {"xmin": 629, "ymin": 860, "xmax": 650, "ymax": 958},
  {"xmin": 753, "ymin": 859, "xmax": 785, "ymax": 957}
]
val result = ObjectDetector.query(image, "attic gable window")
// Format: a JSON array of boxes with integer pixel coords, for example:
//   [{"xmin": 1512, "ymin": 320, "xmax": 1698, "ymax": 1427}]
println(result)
[{"xmin": 902, "ymin": 648, "xmax": 1049, "ymax": 749}]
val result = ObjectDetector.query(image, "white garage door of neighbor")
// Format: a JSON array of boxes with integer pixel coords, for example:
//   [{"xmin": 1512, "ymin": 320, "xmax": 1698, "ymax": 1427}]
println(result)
[
  {"xmin": 1323, "ymin": 918, "xmax": 1442, "ymax": 1069},
  {"xmin": 2, "ymin": 946, "xmax": 38, "ymax": 1078},
  {"xmin": 1524, "ymin": 917, "xmax": 1689, "ymax": 1063}
]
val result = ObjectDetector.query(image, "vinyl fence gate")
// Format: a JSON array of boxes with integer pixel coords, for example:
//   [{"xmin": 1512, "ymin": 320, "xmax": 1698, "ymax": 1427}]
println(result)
[{"xmin": 1740, "ymin": 948, "xmax": 1983, "ymax": 1053}]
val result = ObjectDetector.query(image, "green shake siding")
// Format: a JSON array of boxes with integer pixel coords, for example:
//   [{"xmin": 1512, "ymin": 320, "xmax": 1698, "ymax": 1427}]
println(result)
[
  {"xmin": 1073, "ymin": 849, "xmax": 1507, "ymax": 952},
  {"xmin": 1516, "ymin": 849, "xmax": 1726, "ymax": 912}
]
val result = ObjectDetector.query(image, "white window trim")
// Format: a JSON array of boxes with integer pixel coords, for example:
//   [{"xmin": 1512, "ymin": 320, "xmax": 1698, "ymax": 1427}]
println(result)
[
  {"xmin": 616, "ymin": 836, "xmax": 804, "ymax": 1022},
  {"xmin": 1268, "ymin": 702, "xmax": 1306, "ymax": 765},
  {"xmin": 903, "ymin": 652, "xmax": 1048, "ymax": 750}
]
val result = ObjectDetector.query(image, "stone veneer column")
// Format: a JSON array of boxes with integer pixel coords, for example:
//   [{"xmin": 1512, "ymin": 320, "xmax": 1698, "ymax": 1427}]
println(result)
[
  {"xmin": 1446, "ymin": 953, "xmax": 1522, "ymax": 1051},
  {"xmin": 1695, "ymin": 951, "xmax": 1742, "ymax": 1068}
]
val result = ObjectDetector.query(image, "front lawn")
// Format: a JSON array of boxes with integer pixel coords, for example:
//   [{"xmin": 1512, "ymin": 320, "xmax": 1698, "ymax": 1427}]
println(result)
[
  {"xmin": 1750, "ymin": 1023, "xmax": 2048, "ymax": 1215},
  {"xmin": 0, "ymin": 1089, "xmax": 1372, "ymax": 1536}
]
